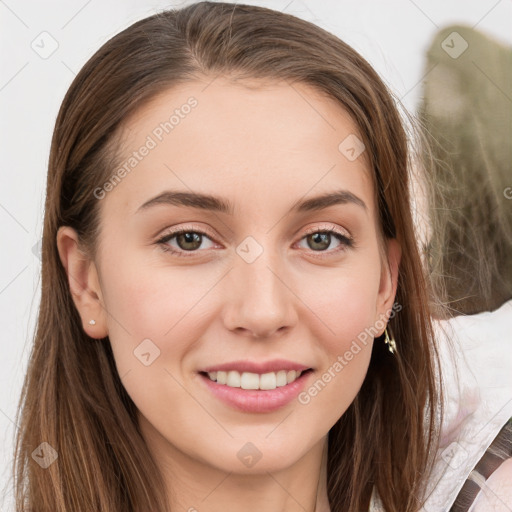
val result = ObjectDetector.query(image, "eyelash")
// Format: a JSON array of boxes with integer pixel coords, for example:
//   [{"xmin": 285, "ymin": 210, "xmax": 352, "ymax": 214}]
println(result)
[{"xmin": 156, "ymin": 224, "xmax": 354, "ymax": 258}]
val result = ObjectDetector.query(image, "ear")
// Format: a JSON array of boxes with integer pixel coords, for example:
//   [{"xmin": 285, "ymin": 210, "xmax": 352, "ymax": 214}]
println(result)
[
  {"xmin": 56, "ymin": 226, "xmax": 108, "ymax": 339},
  {"xmin": 375, "ymin": 238, "xmax": 401, "ymax": 334}
]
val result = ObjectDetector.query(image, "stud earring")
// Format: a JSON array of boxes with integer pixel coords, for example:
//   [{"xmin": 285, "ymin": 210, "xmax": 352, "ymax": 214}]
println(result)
[
  {"xmin": 88, "ymin": 319, "xmax": 96, "ymax": 326},
  {"xmin": 384, "ymin": 326, "xmax": 397, "ymax": 354}
]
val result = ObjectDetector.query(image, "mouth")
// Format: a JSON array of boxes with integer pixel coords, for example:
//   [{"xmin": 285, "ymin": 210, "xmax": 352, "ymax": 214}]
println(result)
[
  {"xmin": 199, "ymin": 368, "xmax": 313, "ymax": 390},
  {"xmin": 197, "ymin": 368, "xmax": 314, "ymax": 413}
]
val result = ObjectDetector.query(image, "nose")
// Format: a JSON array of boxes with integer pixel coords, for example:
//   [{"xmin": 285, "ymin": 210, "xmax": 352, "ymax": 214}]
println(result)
[{"xmin": 221, "ymin": 245, "xmax": 298, "ymax": 339}]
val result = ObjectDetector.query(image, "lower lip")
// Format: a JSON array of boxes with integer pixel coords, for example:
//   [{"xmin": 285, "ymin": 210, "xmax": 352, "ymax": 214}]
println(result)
[{"xmin": 199, "ymin": 371, "xmax": 312, "ymax": 413}]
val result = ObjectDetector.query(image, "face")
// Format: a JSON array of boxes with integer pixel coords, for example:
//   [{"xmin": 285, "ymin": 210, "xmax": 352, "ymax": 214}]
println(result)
[{"xmin": 61, "ymin": 77, "xmax": 399, "ymax": 476}]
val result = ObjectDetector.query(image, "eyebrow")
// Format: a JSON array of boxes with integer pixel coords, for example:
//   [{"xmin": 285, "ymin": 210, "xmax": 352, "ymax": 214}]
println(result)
[{"xmin": 137, "ymin": 189, "xmax": 367, "ymax": 215}]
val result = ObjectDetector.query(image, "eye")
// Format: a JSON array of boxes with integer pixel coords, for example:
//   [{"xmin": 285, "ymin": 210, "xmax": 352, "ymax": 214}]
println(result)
[
  {"xmin": 156, "ymin": 224, "xmax": 353, "ymax": 258},
  {"xmin": 157, "ymin": 227, "xmax": 217, "ymax": 257},
  {"xmin": 296, "ymin": 225, "xmax": 353, "ymax": 256}
]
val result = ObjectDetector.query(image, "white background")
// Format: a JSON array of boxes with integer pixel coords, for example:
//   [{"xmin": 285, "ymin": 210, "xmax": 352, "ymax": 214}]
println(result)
[{"xmin": 1, "ymin": 0, "xmax": 511, "ymax": 509}]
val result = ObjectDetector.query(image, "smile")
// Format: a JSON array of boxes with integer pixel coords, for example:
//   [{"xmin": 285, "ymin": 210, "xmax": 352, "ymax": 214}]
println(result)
[
  {"xmin": 204, "ymin": 369, "xmax": 305, "ymax": 390},
  {"xmin": 198, "ymin": 369, "xmax": 314, "ymax": 413}
]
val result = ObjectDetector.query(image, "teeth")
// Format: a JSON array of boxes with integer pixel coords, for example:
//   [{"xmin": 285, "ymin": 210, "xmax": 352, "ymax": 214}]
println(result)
[
  {"xmin": 227, "ymin": 370, "xmax": 241, "ymax": 387},
  {"xmin": 276, "ymin": 370, "xmax": 287, "ymax": 387},
  {"xmin": 260, "ymin": 372, "xmax": 276, "ymax": 390},
  {"xmin": 206, "ymin": 369, "xmax": 305, "ymax": 390},
  {"xmin": 287, "ymin": 370, "xmax": 296, "ymax": 384},
  {"xmin": 241, "ymin": 372, "xmax": 259, "ymax": 390}
]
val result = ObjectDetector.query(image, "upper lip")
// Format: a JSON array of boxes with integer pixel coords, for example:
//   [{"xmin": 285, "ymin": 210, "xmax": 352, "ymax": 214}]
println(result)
[{"xmin": 201, "ymin": 359, "xmax": 312, "ymax": 374}]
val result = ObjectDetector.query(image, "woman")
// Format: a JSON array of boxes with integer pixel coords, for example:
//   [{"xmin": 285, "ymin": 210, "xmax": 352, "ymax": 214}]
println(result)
[{"xmin": 13, "ymin": 3, "xmax": 441, "ymax": 511}]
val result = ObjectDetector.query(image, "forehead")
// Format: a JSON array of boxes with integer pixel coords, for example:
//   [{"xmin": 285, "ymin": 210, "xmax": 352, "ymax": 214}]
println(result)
[{"xmin": 103, "ymin": 77, "xmax": 376, "ymax": 220}]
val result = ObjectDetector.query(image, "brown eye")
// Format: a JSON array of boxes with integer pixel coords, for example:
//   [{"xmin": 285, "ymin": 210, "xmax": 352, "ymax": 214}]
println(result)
[
  {"xmin": 157, "ymin": 228, "xmax": 216, "ymax": 257},
  {"xmin": 175, "ymin": 232, "xmax": 203, "ymax": 251},
  {"xmin": 307, "ymin": 232, "xmax": 331, "ymax": 251},
  {"xmin": 298, "ymin": 229, "xmax": 353, "ymax": 254}
]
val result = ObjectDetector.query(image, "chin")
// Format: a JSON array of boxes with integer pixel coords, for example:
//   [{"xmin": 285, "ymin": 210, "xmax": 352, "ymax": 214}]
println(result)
[{"xmin": 198, "ymin": 434, "xmax": 319, "ymax": 475}]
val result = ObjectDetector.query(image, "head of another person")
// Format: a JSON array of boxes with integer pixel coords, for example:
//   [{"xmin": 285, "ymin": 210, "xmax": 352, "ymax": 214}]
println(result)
[
  {"xmin": 14, "ymin": 3, "xmax": 440, "ymax": 511},
  {"xmin": 420, "ymin": 25, "xmax": 512, "ymax": 317}
]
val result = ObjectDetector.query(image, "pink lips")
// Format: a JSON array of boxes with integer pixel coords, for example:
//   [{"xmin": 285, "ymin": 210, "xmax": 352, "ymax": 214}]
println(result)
[
  {"xmin": 201, "ymin": 358, "xmax": 311, "ymax": 374},
  {"xmin": 198, "ymin": 359, "xmax": 313, "ymax": 413}
]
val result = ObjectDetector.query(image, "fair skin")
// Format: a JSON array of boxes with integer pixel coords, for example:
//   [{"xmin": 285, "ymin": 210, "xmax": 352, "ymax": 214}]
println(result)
[{"xmin": 57, "ymin": 77, "xmax": 400, "ymax": 512}]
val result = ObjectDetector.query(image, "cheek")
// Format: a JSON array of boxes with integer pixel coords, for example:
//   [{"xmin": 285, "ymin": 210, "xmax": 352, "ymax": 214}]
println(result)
[
  {"xmin": 100, "ymin": 250, "xmax": 210, "ymax": 333},
  {"xmin": 295, "ymin": 256, "xmax": 381, "ymax": 406},
  {"xmin": 99, "ymin": 253, "xmax": 227, "ymax": 372},
  {"xmin": 301, "ymin": 256, "xmax": 382, "ymax": 352},
  {"xmin": 99, "ymin": 259, "xmax": 214, "ymax": 429}
]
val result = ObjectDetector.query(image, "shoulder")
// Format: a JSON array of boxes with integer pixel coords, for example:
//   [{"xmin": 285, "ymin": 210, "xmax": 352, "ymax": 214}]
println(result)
[{"xmin": 469, "ymin": 458, "xmax": 512, "ymax": 511}]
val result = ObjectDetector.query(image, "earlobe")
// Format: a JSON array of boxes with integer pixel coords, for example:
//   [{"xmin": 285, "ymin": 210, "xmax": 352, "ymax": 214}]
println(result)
[
  {"xmin": 377, "ymin": 238, "xmax": 402, "ymax": 332},
  {"xmin": 56, "ymin": 226, "xmax": 108, "ymax": 339}
]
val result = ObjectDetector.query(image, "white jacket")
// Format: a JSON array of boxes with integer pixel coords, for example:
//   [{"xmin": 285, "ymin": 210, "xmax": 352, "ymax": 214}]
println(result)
[{"xmin": 369, "ymin": 299, "xmax": 512, "ymax": 511}]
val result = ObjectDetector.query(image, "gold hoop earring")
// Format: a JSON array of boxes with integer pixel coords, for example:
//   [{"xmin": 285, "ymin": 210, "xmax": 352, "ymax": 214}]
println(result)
[{"xmin": 384, "ymin": 326, "xmax": 397, "ymax": 355}]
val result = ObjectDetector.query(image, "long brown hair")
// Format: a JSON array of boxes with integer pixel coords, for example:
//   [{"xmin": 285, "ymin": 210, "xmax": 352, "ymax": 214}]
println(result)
[{"xmin": 13, "ymin": 3, "xmax": 441, "ymax": 510}]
